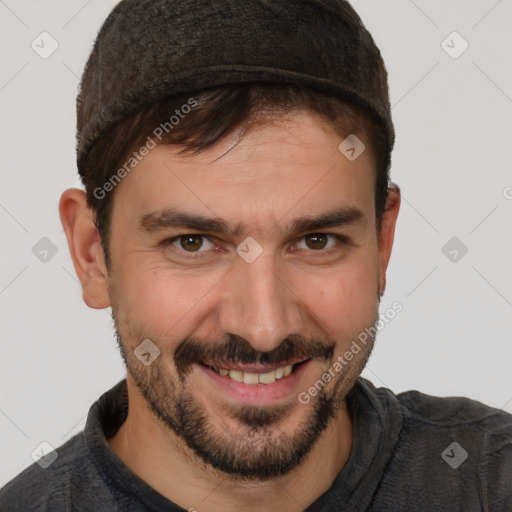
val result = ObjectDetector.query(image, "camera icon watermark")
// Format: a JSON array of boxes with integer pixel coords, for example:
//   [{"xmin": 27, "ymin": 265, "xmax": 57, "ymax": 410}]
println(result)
[
  {"xmin": 134, "ymin": 339, "xmax": 161, "ymax": 366},
  {"xmin": 236, "ymin": 236, "xmax": 263, "ymax": 263},
  {"xmin": 338, "ymin": 134, "xmax": 366, "ymax": 162},
  {"xmin": 31, "ymin": 441, "xmax": 58, "ymax": 469},
  {"xmin": 441, "ymin": 236, "xmax": 468, "ymax": 263},
  {"xmin": 441, "ymin": 31, "xmax": 469, "ymax": 60},
  {"xmin": 32, "ymin": 237, "xmax": 58, "ymax": 263},
  {"xmin": 31, "ymin": 31, "xmax": 59, "ymax": 59},
  {"xmin": 441, "ymin": 441, "xmax": 468, "ymax": 468}
]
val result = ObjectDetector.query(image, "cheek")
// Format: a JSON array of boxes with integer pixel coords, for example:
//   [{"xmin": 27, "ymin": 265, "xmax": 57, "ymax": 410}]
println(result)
[
  {"xmin": 299, "ymin": 257, "xmax": 379, "ymax": 339},
  {"xmin": 113, "ymin": 265, "xmax": 224, "ymax": 337}
]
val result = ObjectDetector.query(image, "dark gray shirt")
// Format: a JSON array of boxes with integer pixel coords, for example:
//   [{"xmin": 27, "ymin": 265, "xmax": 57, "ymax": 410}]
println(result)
[{"xmin": 1, "ymin": 377, "xmax": 511, "ymax": 511}]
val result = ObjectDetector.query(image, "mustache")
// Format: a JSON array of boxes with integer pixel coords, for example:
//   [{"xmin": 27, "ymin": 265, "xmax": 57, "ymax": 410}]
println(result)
[{"xmin": 174, "ymin": 333, "xmax": 335, "ymax": 377}]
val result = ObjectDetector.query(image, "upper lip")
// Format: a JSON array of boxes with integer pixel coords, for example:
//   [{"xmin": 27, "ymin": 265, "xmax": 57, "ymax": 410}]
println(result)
[{"xmin": 200, "ymin": 358, "xmax": 311, "ymax": 374}]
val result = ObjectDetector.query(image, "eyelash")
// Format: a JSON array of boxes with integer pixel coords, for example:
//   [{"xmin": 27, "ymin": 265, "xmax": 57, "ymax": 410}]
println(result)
[{"xmin": 161, "ymin": 233, "xmax": 350, "ymax": 259}]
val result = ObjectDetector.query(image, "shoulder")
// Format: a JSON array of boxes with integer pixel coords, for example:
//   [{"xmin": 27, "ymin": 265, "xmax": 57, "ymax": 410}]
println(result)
[
  {"xmin": 0, "ymin": 432, "xmax": 98, "ymax": 511},
  {"xmin": 393, "ymin": 384, "xmax": 512, "ymax": 508},
  {"xmin": 355, "ymin": 378, "xmax": 512, "ymax": 508},
  {"xmin": 395, "ymin": 386, "xmax": 512, "ymax": 433},
  {"xmin": 358, "ymin": 376, "xmax": 512, "ymax": 431}
]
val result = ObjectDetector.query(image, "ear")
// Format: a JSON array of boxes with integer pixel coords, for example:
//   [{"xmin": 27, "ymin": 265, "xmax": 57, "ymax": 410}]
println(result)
[
  {"xmin": 59, "ymin": 188, "xmax": 111, "ymax": 309},
  {"xmin": 377, "ymin": 183, "xmax": 401, "ymax": 296}
]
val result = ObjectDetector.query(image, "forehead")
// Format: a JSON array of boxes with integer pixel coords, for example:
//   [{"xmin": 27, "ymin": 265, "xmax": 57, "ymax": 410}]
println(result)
[{"xmin": 111, "ymin": 110, "xmax": 375, "ymax": 231}]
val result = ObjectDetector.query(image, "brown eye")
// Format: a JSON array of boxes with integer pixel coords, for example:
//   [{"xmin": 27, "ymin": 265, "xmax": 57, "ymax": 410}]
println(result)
[
  {"xmin": 304, "ymin": 233, "xmax": 329, "ymax": 250},
  {"xmin": 163, "ymin": 234, "xmax": 217, "ymax": 259},
  {"xmin": 294, "ymin": 233, "xmax": 349, "ymax": 255},
  {"xmin": 177, "ymin": 235, "xmax": 204, "ymax": 252}
]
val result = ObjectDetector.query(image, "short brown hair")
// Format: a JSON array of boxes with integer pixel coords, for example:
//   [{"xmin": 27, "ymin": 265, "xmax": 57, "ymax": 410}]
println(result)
[{"xmin": 78, "ymin": 82, "xmax": 390, "ymax": 268}]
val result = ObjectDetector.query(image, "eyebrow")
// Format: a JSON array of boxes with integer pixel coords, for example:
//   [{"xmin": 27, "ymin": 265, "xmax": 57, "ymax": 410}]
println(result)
[{"xmin": 138, "ymin": 205, "xmax": 365, "ymax": 237}]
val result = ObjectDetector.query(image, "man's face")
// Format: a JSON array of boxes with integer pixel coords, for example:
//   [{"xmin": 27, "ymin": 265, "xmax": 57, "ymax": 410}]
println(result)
[{"xmin": 106, "ymin": 110, "xmax": 388, "ymax": 480}]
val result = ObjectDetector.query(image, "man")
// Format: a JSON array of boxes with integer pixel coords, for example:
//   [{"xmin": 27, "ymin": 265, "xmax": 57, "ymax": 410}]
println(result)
[{"xmin": 1, "ymin": 0, "xmax": 510, "ymax": 510}]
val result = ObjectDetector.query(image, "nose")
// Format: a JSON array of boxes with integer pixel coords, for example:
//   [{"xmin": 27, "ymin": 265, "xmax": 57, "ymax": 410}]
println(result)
[{"xmin": 217, "ymin": 250, "xmax": 303, "ymax": 353}]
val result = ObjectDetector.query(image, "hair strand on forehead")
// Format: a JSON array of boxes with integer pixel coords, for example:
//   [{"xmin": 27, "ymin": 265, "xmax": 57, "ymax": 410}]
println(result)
[{"xmin": 79, "ymin": 82, "xmax": 390, "ymax": 268}]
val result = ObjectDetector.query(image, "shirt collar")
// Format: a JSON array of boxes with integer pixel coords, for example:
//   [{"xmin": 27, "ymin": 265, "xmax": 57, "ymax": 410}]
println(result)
[{"xmin": 84, "ymin": 376, "xmax": 403, "ymax": 511}]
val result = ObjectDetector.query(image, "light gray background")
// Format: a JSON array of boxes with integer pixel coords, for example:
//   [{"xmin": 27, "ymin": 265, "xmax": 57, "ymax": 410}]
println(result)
[{"xmin": 1, "ymin": 0, "xmax": 511, "ymax": 487}]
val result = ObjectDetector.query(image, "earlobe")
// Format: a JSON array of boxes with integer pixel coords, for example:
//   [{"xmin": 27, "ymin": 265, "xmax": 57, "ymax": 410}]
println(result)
[
  {"xmin": 59, "ymin": 188, "xmax": 111, "ymax": 309},
  {"xmin": 378, "ymin": 183, "xmax": 401, "ymax": 296}
]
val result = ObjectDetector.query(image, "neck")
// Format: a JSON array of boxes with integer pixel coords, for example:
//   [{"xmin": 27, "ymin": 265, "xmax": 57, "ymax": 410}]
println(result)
[{"xmin": 108, "ymin": 376, "xmax": 353, "ymax": 512}]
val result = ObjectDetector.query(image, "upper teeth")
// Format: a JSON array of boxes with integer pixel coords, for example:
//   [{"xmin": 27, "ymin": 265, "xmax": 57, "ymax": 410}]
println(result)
[{"xmin": 212, "ymin": 364, "xmax": 293, "ymax": 385}]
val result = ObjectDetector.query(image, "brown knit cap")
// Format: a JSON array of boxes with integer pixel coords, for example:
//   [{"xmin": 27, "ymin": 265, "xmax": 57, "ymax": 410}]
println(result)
[{"xmin": 76, "ymin": 0, "xmax": 394, "ymax": 173}]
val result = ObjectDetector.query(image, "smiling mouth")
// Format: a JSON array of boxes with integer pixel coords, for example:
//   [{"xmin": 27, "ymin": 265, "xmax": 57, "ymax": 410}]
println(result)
[{"xmin": 201, "ymin": 359, "xmax": 311, "ymax": 385}]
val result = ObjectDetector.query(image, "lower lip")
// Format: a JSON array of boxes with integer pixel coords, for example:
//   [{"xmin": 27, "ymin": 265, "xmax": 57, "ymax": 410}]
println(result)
[{"xmin": 197, "ymin": 360, "xmax": 312, "ymax": 405}]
